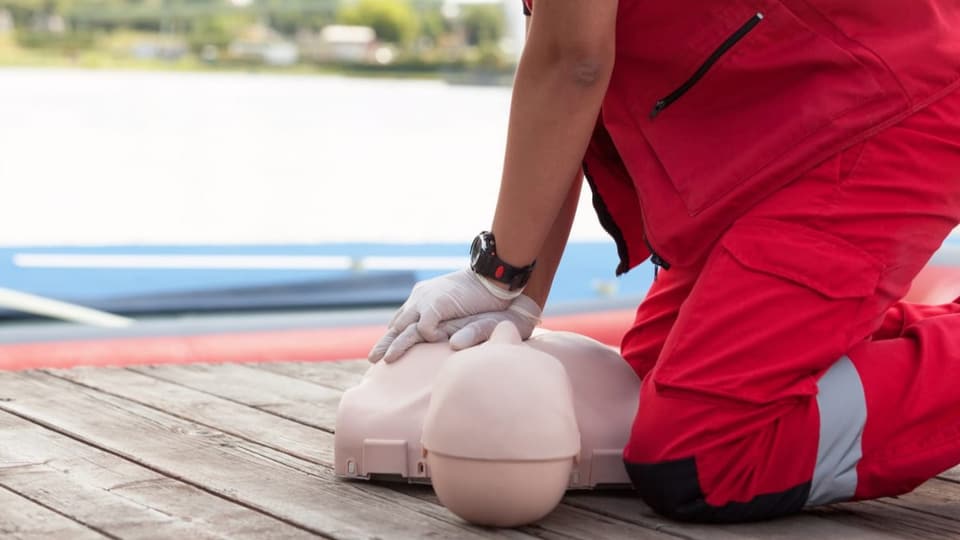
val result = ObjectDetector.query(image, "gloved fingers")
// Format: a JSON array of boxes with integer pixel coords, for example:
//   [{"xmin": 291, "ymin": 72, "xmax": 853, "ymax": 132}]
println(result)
[
  {"xmin": 382, "ymin": 324, "xmax": 424, "ymax": 364},
  {"xmin": 367, "ymin": 326, "xmax": 399, "ymax": 363},
  {"xmin": 449, "ymin": 318, "xmax": 501, "ymax": 350},
  {"xmin": 416, "ymin": 304, "xmax": 450, "ymax": 342},
  {"xmin": 438, "ymin": 314, "xmax": 474, "ymax": 339},
  {"xmin": 387, "ymin": 305, "xmax": 419, "ymax": 332}
]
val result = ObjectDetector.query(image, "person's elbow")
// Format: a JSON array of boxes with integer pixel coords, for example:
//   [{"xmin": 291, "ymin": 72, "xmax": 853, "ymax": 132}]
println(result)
[
  {"xmin": 548, "ymin": 40, "xmax": 615, "ymax": 89},
  {"xmin": 570, "ymin": 54, "xmax": 612, "ymax": 88}
]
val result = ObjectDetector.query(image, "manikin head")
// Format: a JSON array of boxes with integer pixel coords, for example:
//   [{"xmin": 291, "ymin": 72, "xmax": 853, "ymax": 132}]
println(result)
[{"xmin": 420, "ymin": 321, "xmax": 580, "ymax": 527}]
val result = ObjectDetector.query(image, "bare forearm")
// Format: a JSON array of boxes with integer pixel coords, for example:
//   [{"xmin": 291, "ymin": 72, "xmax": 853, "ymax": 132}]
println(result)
[
  {"xmin": 491, "ymin": 4, "xmax": 616, "ymax": 270},
  {"xmin": 522, "ymin": 174, "xmax": 582, "ymax": 309}
]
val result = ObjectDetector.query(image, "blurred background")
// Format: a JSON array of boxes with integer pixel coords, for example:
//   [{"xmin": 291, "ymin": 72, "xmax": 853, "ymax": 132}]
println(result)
[{"xmin": 0, "ymin": 0, "xmax": 655, "ymax": 341}]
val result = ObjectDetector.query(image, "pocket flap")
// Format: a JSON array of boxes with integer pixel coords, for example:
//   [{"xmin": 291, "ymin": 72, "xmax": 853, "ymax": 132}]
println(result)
[{"xmin": 722, "ymin": 219, "xmax": 882, "ymax": 299}]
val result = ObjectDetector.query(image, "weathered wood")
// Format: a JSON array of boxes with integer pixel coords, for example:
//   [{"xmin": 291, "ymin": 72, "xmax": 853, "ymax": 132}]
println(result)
[
  {"xmin": 0, "ymin": 371, "xmax": 537, "ymax": 540},
  {"xmin": 4, "ymin": 359, "xmax": 959, "ymax": 539},
  {"xmin": 49, "ymin": 367, "xmax": 335, "ymax": 467},
  {"xmin": 0, "ymin": 485, "xmax": 107, "ymax": 540},
  {"xmin": 941, "ymin": 466, "xmax": 960, "ymax": 484},
  {"xmin": 390, "ymin": 483, "xmax": 681, "ymax": 540},
  {"xmin": 562, "ymin": 490, "xmax": 939, "ymax": 540},
  {"xmin": 52, "ymin": 365, "xmax": 684, "ymax": 540},
  {"xmin": 130, "ymin": 363, "xmax": 341, "ymax": 431},
  {"xmin": 254, "ymin": 360, "xmax": 369, "ymax": 392},
  {"xmin": 810, "ymin": 499, "xmax": 960, "ymax": 539},
  {"xmin": 131, "ymin": 361, "xmax": 960, "ymax": 539},
  {"xmin": 880, "ymin": 478, "xmax": 960, "ymax": 525},
  {"xmin": 0, "ymin": 409, "xmax": 317, "ymax": 540}
]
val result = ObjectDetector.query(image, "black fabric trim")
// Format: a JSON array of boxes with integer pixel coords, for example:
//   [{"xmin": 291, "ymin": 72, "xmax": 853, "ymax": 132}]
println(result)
[
  {"xmin": 582, "ymin": 162, "xmax": 631, "ymax": 276},
  {"xmin": 523, "ymin": 4, "xmax": 531, "ymax": 16},
  {"xmin": 624, "ymin": 457, "xmax": 811, "ymax": 523}
]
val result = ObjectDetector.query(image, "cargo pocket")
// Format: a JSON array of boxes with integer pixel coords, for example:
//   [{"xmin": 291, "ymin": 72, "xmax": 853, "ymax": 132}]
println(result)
[{"xmin": 650, "ymin": 218, "xmax": 883, "ymax": 406}]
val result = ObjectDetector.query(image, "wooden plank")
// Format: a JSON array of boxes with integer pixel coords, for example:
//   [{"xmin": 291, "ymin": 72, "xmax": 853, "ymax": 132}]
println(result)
[
  {"xmin": 0, "ymin": 486, "xmax": 106, "ymax": 540},
  {"xmin": 130, "ymin": 363, "xmax": 341, "ymax": 431},
  {"xmin": 50, "ymin": 366, "xmax": 335, "ymax": 467},
  {"xmin": 880, "ymin": 478, "xmax": 960, "ymax": 525},
  {"xmin": 255, "ymin": 360, "xmax": 369, "ymax": 392},
  {"xmin": 0, "ymin": 408, "xmax": 317, "ymax": 540},
  {"xmin": 0, "ymin": 370, "xmax": 537, "ymax": 540},
  {"xmin": 390, "ymin": 483, "xmax": 680, "ymax": 540},
  {"xmin": 940, "ymin": 466, "xmax": 960, "ymax": 484},
  {"xmin": 52, "ymin": 366, "xmax": 683, "ymax": 540},
  {"xmin": 562, "ymin": 489, "xmax": 960, "ymax": 540}
]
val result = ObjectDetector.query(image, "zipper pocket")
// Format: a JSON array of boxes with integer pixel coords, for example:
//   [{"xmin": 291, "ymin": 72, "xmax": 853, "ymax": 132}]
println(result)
[
  {"xmin": 644, "ymin": 235, "xmax": 671, "ymax": 272},
  {"xmin": 650, "ymin": 12, "xmax": 764, "ymax": 120}
]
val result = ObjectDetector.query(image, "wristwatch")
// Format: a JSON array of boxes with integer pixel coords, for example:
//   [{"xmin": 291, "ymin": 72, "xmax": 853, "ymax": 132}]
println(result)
[{"xmin": 470, "ymin": 231, "xmax": 536, "ymax": 291}]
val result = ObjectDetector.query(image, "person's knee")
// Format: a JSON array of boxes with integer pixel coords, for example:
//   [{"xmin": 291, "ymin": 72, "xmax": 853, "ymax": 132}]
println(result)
[
  {"xmin": 621, "ymin": 395, "xmax": 718, "ymax": 522},
  {"xmin": 624, "ymin": 456, "xmax": 712, "ymax": 522},
  {"xmin": 622, "ymin": 393, "xmax": 810, "ymax": 523}
]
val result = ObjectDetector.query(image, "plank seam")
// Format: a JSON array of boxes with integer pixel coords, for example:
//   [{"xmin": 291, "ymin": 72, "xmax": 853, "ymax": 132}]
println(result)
[
  {"xmin": 0, "ymin": 480, "xmax": 119, "ymax": 540},
  {"xmin": 42, "ymin": 370, "xmax": 332, "ymax": 481},
  {"xmin": 243, "ymin": 359, "xmax": 373, "ymax": 394},
  {"xmin": 126, "ymin": 366, "xmax": 336, "ymax": 434},
  {"xmin": 0, "ymin": 376, "xmax": 337, "ymax": 540},
  {"xmin": 249, "ymin": 363, "xmax": 363, "ymax": 393},
  {"xmin": 561, "ymin": 498, "xmax": 697, "ymax": 540},
  {"xmin": 937, "ymin": 474, "xmax": 960, "ymax": 486},
  {"xmin": 874, "ymin": 493, "xmax": 960, "ymax": 524},
  {"xmin": 50, "ymin": 370, "xmax": 335, "ymax": 473}
]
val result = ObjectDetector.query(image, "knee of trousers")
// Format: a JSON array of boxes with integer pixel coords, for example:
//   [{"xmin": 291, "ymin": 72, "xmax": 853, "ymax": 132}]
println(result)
[
  {"xmin": 623, "ymin": 454, "xmax": 810, "ymax": 524},
  {"xmin": 620, "ymin": 382, "xmax": 813, "ymax": 523},
  {"xmin": 622, "ymin": 357, "xmax": 868, "ymax": 523}
]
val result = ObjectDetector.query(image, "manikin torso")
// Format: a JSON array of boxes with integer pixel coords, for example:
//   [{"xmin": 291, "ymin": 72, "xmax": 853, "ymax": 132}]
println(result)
[{"xmin": 335, "ymin": 322, "xmax": 641, "ymax": 526}]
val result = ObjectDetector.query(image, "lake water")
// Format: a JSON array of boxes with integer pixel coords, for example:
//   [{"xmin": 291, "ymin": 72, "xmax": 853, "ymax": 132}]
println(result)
[{"xmin": 0, "ymin": 68, "xmax": 610, "ymax": 246}]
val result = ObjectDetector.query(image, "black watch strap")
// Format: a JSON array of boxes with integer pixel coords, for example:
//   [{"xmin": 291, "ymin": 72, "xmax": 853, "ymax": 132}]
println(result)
[{"xmin": 470, "ymin": 231, "xmax": 536, "ymax": 291}]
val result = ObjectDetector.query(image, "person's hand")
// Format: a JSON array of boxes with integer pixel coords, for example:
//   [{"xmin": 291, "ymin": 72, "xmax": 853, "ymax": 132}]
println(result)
[
  {"xmin": 440, "ymin": 294, "xmax": 542, "ymax": 350},
  {"xmin": 367, "ymin": 269, "xmax": 519, "ymax": 363}
]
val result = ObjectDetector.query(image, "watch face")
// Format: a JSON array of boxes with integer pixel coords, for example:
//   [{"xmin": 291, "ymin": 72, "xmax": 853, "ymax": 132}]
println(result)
[{"xmin": 470, "ymin": 235, "xmax": 482, "ymax": 268}]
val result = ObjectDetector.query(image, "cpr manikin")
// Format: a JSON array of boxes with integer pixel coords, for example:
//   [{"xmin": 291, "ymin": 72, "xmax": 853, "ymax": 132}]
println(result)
[{"xmin": 334, "ymin": 321, "xmax": 640, "ymax": 527}]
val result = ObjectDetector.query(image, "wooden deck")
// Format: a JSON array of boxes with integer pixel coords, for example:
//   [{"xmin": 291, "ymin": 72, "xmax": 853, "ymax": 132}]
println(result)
[{"xmin": 0, "ymin": 359, "xmax": 957, "ymax": 539}]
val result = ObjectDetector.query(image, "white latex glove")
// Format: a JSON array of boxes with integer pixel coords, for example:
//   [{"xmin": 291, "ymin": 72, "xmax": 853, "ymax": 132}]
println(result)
[
  {"xmin": 440, "ymin": 294, "xmax": 542, "ymax": 350},
  {"xmin": 368, "ymin": 268, "xmax": 520, "ymax": 363}
]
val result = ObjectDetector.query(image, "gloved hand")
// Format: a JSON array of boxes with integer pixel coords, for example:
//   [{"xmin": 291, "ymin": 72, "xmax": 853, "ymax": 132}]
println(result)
[
  {"xmin": 440, "ymin": 294, "xmax": 542, "ymax": 350},
  {"xmin": 367, "ymin": 268, "xmax": 520, "ymax": 363}
]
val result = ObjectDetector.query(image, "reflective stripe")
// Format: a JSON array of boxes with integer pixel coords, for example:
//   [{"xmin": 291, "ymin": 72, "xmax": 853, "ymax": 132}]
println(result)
[{"xmin": 808, "ymin": 356, "xmax": 866, "ymax": 506}]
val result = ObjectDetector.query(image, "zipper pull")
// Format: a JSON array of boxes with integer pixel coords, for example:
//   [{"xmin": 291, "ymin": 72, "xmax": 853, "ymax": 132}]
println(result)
[{"xmin": 650, "ymin": 100, "xmax": 668, "ymax": 120}]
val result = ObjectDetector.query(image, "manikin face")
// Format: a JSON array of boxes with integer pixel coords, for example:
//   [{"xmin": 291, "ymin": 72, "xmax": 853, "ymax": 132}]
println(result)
[{"xmin": 421, "ymin": 322, "xmax": 581, "ymax": 527}]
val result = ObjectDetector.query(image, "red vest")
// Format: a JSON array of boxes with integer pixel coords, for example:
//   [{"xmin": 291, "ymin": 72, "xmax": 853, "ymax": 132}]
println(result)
[{"xmin": 526, "ymin": 0, "xmax": 960, "ymax": 273}]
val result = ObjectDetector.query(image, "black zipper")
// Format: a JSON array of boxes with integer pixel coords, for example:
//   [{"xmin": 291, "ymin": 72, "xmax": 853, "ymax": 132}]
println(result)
[
  {"xmin": 583, "ymin": 162, "xmax": 632, "ymax": 276},
  {"xmin": 644, "ymin": 234, "xmax": 670, "ymax": 280},
  {"xmin": 649, "ymin": 12, "xmax": 764, "ymax": 120}
]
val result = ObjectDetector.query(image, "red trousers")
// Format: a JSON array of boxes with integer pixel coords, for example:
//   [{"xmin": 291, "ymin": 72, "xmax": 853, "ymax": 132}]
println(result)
[{"xmin": 620, "ymin": 89, "xmax": 960, "ymax": 522}]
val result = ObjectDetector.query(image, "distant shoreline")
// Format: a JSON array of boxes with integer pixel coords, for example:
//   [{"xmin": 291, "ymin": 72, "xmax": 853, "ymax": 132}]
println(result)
[{"xmin": 0, "ymin": 52, "xmax": 515, "ymax": 85}]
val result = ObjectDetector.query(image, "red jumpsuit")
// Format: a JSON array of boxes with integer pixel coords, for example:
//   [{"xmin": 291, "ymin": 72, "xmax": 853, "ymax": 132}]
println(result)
[{"xmin": 523, "ymin": 0, "xmax": 960, "ymax": 522}]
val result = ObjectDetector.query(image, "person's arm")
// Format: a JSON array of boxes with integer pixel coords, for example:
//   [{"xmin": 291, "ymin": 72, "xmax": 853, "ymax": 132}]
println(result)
[
  {"xmin": 521, "ymin": 172, "xmax": 581, "ymax": 309},
  {"xmin": 491, "ymin": 1, "xmax": 617, "ymax": 275}
]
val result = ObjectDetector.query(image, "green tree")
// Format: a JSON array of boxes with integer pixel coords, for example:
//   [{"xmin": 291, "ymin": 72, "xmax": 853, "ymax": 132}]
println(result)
[
  {"xmin": 337, "ymin": 0, "xmax": 417, "ymax": 45},
  {"xmin": 460, "ymin": 4, "xmax": 504, "ymax": 46},
  {"xmin": 416, "ymin": 7, "xmax": 446, "ymax": 46},
  {"xmin": 188, "ymin": 12, "xmax": 254, "ymax": 52}
]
